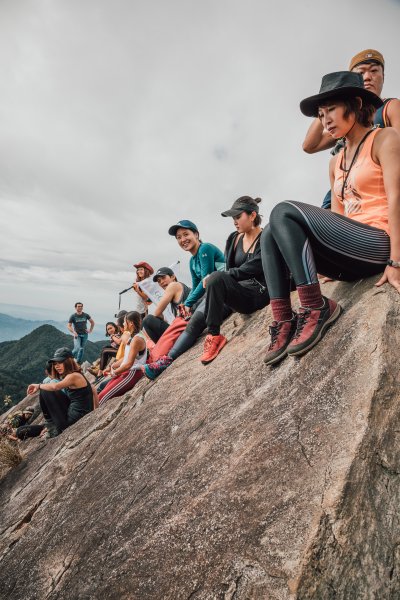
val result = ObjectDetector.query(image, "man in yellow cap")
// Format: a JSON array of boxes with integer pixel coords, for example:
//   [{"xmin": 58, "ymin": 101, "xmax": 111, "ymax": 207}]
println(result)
[{"xmin": 303, "ymin": 48, "xmax": 400, "ymax": 155}]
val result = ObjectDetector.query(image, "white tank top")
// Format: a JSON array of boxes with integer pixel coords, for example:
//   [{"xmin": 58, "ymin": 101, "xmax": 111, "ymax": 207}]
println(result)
[{"xmin": 122, "ymin": 332, "xmax": 147, "ymax": 370}]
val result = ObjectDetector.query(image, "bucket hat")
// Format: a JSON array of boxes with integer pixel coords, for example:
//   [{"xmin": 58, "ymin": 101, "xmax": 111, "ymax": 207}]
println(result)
[
  {"xmin": 133, "ymin": 262, "xmax": 154, "ymax": 274},
  {"xmin": 300, "ymin": 71, "xmax": 383, "ymax": 117}
]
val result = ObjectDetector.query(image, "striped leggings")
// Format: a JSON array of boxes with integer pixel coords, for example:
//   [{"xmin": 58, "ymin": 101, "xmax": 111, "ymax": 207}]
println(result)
[
  {"xmin": 261, "ymin": 201, "xmax": 390, "ymax": 298},
  {"xmin": 98, "ymin": 369, "xmax": 143, "ymax": 406}
]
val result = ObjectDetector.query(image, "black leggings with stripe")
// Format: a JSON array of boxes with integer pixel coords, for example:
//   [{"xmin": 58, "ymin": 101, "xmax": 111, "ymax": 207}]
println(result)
[{"xmin": 261, "ymin": 201, "xmax": 390, "ymax": 298}]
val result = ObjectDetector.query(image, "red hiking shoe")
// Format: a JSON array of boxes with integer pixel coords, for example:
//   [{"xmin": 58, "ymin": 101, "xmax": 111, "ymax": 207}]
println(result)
[
  {"xmin": 287, "ymin": 296, "xmax": 342, "ymax": 357},
  {"xmin": 200, "ymin": 334, "xmax": 227, "ymax": 365},
  {"xmin": 263, "ymin": 313, "xmax": 297, "ymax": 366}
]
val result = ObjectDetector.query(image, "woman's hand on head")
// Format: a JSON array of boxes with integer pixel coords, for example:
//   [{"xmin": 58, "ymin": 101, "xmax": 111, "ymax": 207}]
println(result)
[{"xmin": 375, "ymin": 266, "xmax": 400, "ymax": 294}]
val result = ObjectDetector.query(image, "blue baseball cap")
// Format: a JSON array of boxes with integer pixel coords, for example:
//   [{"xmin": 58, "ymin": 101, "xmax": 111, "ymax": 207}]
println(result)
[{"xmin": 168, "ymin": 220, "xmax": 199, "ymax": 236}]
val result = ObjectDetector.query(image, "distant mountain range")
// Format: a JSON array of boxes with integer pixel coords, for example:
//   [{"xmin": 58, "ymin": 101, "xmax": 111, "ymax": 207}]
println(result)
[
  {"xmin": 0, "ymin": 312, "xmax": 107, "ymax": 342},
  {"xmin": 0, "ymin": 324, "xmax": 106, "ymax": 413}
]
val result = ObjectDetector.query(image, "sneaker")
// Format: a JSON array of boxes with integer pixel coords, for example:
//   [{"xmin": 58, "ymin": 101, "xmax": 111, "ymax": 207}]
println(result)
[
  {"xmin": 287, "ymin": 296, "xmax": 342, "ymax": 357},
  {"xmin": 263, "ymin": 314, "xmax": 297, "ymax": 366},
  {"xmin": 143, "ymin": 355, "xmax": 173, "ymax": 380},
  {"xmin": 200, "ymin": 334, "xmax": 227, "ymax": 365}
]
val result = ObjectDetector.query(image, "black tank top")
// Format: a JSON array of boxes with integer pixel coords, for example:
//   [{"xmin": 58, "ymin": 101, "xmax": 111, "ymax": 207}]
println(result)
[
  {"xmin": 171, "ymin": 283, "xmax": 191, "ymax": 316},
  {"xmin": 234, "ymin": 235, "xmax": 247, "ymax": 267},
  {"xmin": 65, "ymin": 375, "xmax": 93, "ymax": 412}
]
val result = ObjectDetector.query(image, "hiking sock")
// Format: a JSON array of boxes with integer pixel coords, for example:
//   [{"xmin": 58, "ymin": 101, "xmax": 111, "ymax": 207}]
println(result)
[
  {"xmin": 297, "ymin": 283, "xmax": 323, "ymax": 309},
  {"xmin": 207, "ymin": 327, "xmax": 220, "ymax": 336},
  {"xmin": 270, "ymin": 298, "xmax": 293, "ymax": 322}
]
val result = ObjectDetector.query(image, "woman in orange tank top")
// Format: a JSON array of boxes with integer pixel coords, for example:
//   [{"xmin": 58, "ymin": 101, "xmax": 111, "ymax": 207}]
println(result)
[{"xmin": 260, "ymin": 71, "xmax": 400, "ymax": 366}]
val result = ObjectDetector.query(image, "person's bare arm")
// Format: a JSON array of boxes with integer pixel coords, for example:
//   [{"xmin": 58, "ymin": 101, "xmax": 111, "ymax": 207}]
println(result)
[
  {"xmin": 67, "ymin": 322, "xmax": 77, "ymax": 337},
  {"xmin": 27, "ymin": 373, "xmax": 80, "ymax": 395},
  {"xmin": 386, "ymin": 99, "xmax": 400, "ymax": 135},
  {"xmin": 92, "ymin": 385, "xmax": 99, "ymax": 409},
  {"xmin": 374, "ymin": 129, "xmax": 400, "ymax": 292},
  {"xmin": 88, "ymin": 318, "xmax": 95, "ymax": 333},
  {"xmin": 329, "ymin": 155, "xmax": 344, "ymax": 214},
  {"xmin": 303, "ymin": 118, "xmax": 336, "ymax": 154},
  {"xmin": 153, "ymin": 282, "xmax": 182, "ymax": 318},
  {"xmin": 132, "ymin": 283, "xmax": 151, "ymax": 304},
  {"xmin": 112, "ymin": 336, "xmax": 146, "ymax": 375}
]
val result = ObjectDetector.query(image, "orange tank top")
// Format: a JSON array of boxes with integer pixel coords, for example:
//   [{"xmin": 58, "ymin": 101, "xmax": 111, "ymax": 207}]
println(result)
[{"xmin": 333, "ymin": 128, "xmax": 389, "ymax": 235}]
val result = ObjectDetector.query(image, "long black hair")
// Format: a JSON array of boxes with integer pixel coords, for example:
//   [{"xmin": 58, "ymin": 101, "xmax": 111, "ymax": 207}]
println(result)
[
  {"xmin": 125, "ymin": 311, "xmax": 142, "ymax": 341},
  {"xmin": 105, "ymin": 321, "xmax": 118, "ymax": 336}
]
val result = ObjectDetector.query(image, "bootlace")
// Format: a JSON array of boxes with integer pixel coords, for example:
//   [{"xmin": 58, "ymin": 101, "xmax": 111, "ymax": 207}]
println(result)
[
  {"xmin": 203, "ymin": 336, "xmax": 214, "ymax": 352},
  {"xmin": 292, "ymin": 308, "xmax": 311, "ymax": 340},
  {"xmin": 158, "ymin": 355, "xmax": 172, "ymax": 368},
  {"xmin": 268, "ymin": 323, "xmax": 280, "ymax": 350}
]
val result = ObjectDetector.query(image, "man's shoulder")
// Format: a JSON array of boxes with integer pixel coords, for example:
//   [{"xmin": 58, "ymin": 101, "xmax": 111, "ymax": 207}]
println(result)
[{"xmin": 68, "ymin": 314, "xmax": 76, "ymax": 322}]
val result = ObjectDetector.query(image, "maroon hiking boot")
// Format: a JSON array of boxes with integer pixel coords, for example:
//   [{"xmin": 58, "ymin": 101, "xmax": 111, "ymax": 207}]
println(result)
[
  {"xmin": 287, "ymin": 296, "xmax": 342, "ymax": 357},
  {"xmin": 263, "ymin": 313, "xmax": 297, "ymax": 366}
]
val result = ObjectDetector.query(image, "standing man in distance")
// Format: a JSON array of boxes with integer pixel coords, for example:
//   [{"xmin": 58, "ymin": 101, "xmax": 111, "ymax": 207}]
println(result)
[
  {"xmin": 303, "ymin": 49, "xmax": 400, "ymax": 155},
  {"xmin": 67, "ymin": 302, "xmax": 95, "ymax": 364}
]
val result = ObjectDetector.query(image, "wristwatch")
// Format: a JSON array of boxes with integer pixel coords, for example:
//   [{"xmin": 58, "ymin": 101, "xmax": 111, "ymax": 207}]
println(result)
[{"xmin": 387, "ymin": 259, "xmax": 400, "ymax": 268}]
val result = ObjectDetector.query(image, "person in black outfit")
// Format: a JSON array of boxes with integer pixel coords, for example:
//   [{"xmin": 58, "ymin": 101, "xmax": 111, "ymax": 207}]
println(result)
[
  {"xmin": 27, "ymin": 348, "xmax": 97, "ymax": 438},
  {"xmin": 199, "ymin": 196, "xmax": 270, "ymax": 364}
]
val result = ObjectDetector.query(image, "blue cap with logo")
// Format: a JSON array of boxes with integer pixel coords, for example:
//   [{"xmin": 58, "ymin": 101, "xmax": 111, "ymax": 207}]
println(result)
[{"xmin": 168, "ymin": 220, "xmax": 199, "ymax": 237}]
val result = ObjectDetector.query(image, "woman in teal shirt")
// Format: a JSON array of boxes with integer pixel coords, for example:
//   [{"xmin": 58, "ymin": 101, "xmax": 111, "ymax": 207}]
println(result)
[{"xmin": 144, "ymin": 219, "xmax": 226, "ymax": 379}]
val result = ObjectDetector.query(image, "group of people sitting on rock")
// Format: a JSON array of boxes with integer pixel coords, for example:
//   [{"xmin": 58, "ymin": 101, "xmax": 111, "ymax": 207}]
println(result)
[{"xmin": 10, "ymin": 48, "xmax": 400, "ymax": 440}]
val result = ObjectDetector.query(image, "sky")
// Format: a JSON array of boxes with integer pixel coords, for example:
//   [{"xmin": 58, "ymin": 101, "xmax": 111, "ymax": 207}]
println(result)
[{"xmin": 1, "ymin": 0, "xmax": 399, "ymax": 323}]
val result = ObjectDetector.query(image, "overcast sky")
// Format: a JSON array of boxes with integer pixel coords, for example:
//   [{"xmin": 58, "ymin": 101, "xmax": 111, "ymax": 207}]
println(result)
[{"xmin": 1, "ymin": 0, "xmax": 399, "ymax": 323}]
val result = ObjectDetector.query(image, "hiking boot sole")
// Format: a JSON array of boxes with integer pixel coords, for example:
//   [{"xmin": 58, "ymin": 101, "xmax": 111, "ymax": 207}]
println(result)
[
  {"xmin": 201, "ymin": 337, "xmax": 227, "ymax": 365},
  {"xmin": 287, "ymin": 303, "xmax": 343, "ymax": 357},
  {"xmin": 263, "ymin": 348, "xmax": 289, "ymax": 366}
]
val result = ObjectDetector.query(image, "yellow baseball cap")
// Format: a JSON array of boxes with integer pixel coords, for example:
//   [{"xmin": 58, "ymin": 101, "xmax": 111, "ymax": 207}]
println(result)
[{"xmin": 349, "ymin": 49, "xmax": 384, "ymax": 71}]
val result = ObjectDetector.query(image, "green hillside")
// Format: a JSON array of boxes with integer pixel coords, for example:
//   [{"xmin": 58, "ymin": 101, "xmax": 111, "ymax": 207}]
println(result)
[{"xmin": 0, "ymin": 325, "xmax": 106, "ymax": 413}]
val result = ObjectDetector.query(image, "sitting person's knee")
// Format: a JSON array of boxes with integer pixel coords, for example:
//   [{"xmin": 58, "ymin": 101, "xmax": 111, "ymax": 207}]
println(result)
[
  {"xmin": 269, "ymin": 201, "xmax": 293, "ymax": 230},
  {"xmin": 207, "ymin": 270, "xmax": 227, "ymax": 287}
]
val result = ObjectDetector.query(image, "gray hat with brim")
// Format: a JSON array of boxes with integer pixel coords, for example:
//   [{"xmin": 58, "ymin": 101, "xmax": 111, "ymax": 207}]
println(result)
[
  {"xmin": 153, "ymin": 267, "xmax": 174, "ymax": 281},
  {"xmin": 300, "ymin": 71, "xmax": 383, "ymax": 117},
  {"xmin": 49, "ymin": 347, "xmax": 74, "ymax": 363},
  {"xmin": 221, "ymin": 198, "xmax": 259, "ymax": 217}
]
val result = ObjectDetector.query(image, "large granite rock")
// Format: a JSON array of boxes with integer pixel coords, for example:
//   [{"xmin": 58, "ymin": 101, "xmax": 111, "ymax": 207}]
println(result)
[{"xmin": 0, "ymin": 279, "xmax": 399, "ymax": 599}]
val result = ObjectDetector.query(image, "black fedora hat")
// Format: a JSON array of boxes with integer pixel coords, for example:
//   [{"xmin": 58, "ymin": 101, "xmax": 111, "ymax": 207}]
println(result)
[{"xmin": 300, "ymin": 71, "xmax": 383, "ymax": 117}]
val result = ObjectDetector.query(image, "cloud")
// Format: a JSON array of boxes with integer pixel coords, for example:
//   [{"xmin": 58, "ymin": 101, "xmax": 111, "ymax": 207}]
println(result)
[{"xmin": 1, "ymin": 0, "xmax": 399, "ymax": 319}]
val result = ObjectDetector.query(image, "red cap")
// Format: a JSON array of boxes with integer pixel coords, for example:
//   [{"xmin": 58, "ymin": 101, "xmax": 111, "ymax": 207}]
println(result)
[{"xmin": 133, "ymin": 261, "xmax": 154, "ymax": 275}]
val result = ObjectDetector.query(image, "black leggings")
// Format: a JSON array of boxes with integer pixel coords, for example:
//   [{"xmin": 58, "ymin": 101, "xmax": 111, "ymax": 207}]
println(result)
[
  {"xmin": 142, "ymin": 315, "xmax": 169, "ymax": 344},
  {"xmin": 168, "ymin": 298, "xmax": 209, "ymax": 360},
  {"xmin": 16, "ymin": 424, "xmax": 44, "ymax": 440},
  {"xmin": 205, "ymin": 271, "xmax": 269, "ymax": 335},
  {"xmin": 261, "ymin": 201, "xmax": 390, "ymax": 298},
  {"xmin": 99, "ymin": 347, "xmax": 118, "ymax": 371}
]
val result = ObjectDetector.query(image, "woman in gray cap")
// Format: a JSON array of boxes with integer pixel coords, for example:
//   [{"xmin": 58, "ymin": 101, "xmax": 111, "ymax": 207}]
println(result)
[
  {"xmin": 262, "ymin": 71, "xmax": 400, "ymax": 366},
  {"xmin": 199, "ymin": 196, "xmax": 270, "ymax": 364}
]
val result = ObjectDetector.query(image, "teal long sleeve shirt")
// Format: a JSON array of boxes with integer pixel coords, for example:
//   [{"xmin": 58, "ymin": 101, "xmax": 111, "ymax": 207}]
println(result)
[{"xmin": 184, "ymin": 242, "xmax": 225, "ymax": 308}]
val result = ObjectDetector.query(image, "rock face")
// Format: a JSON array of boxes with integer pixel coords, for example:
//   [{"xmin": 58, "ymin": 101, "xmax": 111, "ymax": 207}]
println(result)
[{"xmin": 0, "ymin": 279, "xmax": 399, "ymax": 599}]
